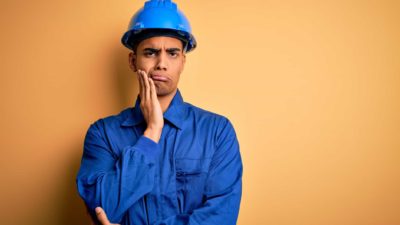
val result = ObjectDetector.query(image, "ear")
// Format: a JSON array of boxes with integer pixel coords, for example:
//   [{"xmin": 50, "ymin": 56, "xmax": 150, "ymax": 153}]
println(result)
[
  {"xmin": 181, "ymin": 52, "xmax": 186, "ymax": 68},
  {"xmin": 128, "ymin": 52, "xmax": 137, "ymax": 72}
]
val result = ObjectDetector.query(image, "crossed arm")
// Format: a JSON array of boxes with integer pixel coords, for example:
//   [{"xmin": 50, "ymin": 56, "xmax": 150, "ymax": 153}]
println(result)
[{"xmin": 78, "ymin": 70, "xmax": 243, "ymax": 224}]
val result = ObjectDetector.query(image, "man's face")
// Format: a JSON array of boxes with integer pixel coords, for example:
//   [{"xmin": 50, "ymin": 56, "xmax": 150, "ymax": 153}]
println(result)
[{"xmin": 129, "ymin": 36, "xmax": 186, "ymax": 97}]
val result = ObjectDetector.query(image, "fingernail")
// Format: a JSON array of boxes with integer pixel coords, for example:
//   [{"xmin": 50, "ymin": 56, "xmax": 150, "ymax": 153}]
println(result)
[{"xmin": 95, "ymin": 207, "xmax": 102, "ymax": 214}]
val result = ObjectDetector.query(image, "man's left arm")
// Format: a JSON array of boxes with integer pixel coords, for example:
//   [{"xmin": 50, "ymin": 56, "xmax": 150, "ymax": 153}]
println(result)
[
  {"xmin": 155, "ymin": 118, "xmax": 243, "ymax": 225},
  {"xmin": 95, "ymin": 119, "xmax": 243, "ymax": 225}
]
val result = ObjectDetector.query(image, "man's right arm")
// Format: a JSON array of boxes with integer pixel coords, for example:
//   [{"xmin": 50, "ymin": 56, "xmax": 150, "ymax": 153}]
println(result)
[
  {"xmin": 76, "ymin": 122, "xmax": 159, "ymax": 224},
  {"xmin": 77, "ymin": 70, "xmax": 163, "ymax": 224}
]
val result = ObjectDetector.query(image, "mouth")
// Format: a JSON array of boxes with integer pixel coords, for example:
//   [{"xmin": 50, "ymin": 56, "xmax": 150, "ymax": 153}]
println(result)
[{"xmin": 150, "ymin": 74, "xmax": 169, "ymax": 82}]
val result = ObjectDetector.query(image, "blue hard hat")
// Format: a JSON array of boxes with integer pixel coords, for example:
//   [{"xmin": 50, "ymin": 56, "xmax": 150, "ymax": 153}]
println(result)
[{"xmin": 121, "ymin": 0, "xmax": 197, "ymax": 52}]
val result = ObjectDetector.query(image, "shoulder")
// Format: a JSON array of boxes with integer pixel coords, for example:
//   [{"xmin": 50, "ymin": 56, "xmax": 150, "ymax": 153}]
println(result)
[
  {"xmin": 184, "ymin": 102, "xmax": 236, "ymax": 135},
  {"xmin": 87, "ymin": 107, "xmax": 133, "ymax": 132},
  {"xmin": 185, "ymin": 102, "xmax": 227, "ymax": 120}
]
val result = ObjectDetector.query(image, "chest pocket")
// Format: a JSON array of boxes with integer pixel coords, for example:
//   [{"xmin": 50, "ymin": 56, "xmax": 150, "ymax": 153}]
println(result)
[{"xmin": 175, "ymin": 158, "xmax": 211, "ymax": 213}]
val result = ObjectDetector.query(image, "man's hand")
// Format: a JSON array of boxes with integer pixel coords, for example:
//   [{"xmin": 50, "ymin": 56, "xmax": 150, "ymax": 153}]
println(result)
[
  {"xmin": 137, "ymin": 70, "xmax": 164, "ymax": 143},
  {"xmin": 95, "ymin": 207, "xmax": 120, "ymax": 225}
]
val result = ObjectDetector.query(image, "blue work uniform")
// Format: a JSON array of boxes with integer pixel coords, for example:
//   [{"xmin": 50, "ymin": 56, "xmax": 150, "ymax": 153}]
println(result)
[{"xmin": 76, "ymin": 90, "xmax": 243, "ymax": 225}]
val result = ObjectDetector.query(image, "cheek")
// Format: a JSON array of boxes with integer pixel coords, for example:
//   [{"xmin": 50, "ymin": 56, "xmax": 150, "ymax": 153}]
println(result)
[
  {"xmin": 136, "ymin": 58, "xmax": 154, "ymax": 71},
  {"xmin": 176, "ymin": 59, "xmax": 185, "ymax": 74},
  {"xmin": 173, "ymin": 65, "xmax": 183, "ymax": 81}
]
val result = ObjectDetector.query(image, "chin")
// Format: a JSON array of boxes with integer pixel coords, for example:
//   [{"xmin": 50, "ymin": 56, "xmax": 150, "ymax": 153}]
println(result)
[{"xmin": 156, "ymin": 87, "xmax": 177, "ymax": 97}]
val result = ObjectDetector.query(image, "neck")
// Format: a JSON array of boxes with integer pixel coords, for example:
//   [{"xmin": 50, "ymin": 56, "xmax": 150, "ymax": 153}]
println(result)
[{"xmin": 158, "ymin": 89, "xmax": 177, "ymax": 113}]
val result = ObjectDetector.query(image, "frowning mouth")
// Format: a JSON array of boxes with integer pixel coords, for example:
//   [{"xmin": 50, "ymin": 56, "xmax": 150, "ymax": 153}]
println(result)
[{"xmin": 150, "ymin": 74, "xmax": 169, "ymax": 82}]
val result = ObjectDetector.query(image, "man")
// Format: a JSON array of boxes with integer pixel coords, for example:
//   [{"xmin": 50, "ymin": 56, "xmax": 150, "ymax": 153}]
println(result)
[{"xmin": 76, "ymin": 0, "xmax": 243, "ymax": 224}]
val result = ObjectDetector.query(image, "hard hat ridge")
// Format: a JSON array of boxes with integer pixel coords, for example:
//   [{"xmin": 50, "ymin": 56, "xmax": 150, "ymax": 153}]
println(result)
[{"xmin": 146, "ymin": 0, "xmax": 176, "ymax": 8}]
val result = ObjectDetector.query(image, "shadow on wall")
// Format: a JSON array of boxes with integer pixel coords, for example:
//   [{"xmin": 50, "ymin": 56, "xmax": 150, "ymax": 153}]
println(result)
[
  {"xmin": 58, "ymin": 142, "xmax": 92, "ymax": 225},
  {"xmin": 58, "ymin": 46, "xmax": 138, "ymax": 225},
  {"xmin": 113, "ymin": 45, "xmax": 139, "ymax": 110}
]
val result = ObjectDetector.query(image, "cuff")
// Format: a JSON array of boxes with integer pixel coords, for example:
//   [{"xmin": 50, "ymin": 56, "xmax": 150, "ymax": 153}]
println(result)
[{"xmin": 131, "ymin": 135, "xmax": 160, "ymax": 163}]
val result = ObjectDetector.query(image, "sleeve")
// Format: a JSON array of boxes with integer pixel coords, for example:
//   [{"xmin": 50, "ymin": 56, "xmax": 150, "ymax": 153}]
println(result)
[
  {"xmin": 76, "ymin": 121, "xmax": 159, "ymax": 224},
  {"xmin": 153, "ymin": 119, "xmax": 243, "ymax": 225}
]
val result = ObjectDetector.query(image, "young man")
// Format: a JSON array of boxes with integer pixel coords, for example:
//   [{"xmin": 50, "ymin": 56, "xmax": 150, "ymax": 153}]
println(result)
[{"xmin": 76, "ymin": 1, "xmax": 243, "ymax": 224}]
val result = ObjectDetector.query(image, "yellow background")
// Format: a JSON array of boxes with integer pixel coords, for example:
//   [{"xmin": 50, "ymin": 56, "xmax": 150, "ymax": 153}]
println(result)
[{"xmin": 1, "ymin": 0, "xmax": 399, "ymax": 224}]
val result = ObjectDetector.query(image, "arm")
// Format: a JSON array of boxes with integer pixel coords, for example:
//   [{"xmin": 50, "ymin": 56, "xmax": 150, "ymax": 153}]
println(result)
[
  {"xmin": 77, "ymin": 69, "xmax": 163, "ymax": 224},
  {"xmin": 91, "ymin": 120, "xmax": 243, "ymax": 225},
  {"xmin": 154, "ymin": 119, "xmax": 243, "ymax": 225},
  {"xmin": 76, "ymin": 123, "xmax": 159, "ymax": 223}
]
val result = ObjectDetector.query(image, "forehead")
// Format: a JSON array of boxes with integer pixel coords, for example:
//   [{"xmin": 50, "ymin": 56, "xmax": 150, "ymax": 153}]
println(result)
[{"xmin": 137, "ymin": 36, "xmax": 183, "ymax": 50}]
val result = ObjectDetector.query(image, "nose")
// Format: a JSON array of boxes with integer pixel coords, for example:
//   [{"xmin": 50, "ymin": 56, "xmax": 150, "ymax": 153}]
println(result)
[{"xmin": 155, "ymin": 52, "xmax": 168, "ymax": 71}]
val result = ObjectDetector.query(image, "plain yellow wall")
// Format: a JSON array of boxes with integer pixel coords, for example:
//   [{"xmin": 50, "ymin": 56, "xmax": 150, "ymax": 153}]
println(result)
[{"xmin": 1, "ymin": 0, "xmax": 399, "ymax": 224}]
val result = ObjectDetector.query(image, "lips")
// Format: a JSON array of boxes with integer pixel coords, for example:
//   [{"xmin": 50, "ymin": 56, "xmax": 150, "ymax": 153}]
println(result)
[{"xmin": 150, "ymin": 74, "xmax": 169, "ymax": 82}]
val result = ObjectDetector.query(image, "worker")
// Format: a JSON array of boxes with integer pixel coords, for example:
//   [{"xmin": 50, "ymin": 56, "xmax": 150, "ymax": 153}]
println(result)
[{"xmin": 76, "ymin": 1, "xmax": 243, "ymax": 224}]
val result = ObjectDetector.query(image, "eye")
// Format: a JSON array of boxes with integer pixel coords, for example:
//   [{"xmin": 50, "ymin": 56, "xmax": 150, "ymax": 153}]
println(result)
[
  {"xmin": 169, "ymin": 52, "xmax": 179, "ymax": 58},
  {"xmin": 144, "ymin": 51, "xmax": 156, "ymax": 57}
]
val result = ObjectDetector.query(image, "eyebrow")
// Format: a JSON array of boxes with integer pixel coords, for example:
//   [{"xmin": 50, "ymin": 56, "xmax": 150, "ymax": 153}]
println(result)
[
  {"xmin": 143, "ymin": 47, "xmax": 182, "ymax": 53},
  {"xmin": 166, "ymin": 48, "xmax": 181, "ymax": 52},
  {"xmin": 143, "ymin": 48, "xmax": 160, "ymax": 54}
]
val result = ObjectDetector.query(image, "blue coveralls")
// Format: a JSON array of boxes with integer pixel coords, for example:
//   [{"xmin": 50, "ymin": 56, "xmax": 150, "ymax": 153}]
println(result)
[{"xmin": 77, "ymin": 90, "xmax": 243, "ymax": 225}]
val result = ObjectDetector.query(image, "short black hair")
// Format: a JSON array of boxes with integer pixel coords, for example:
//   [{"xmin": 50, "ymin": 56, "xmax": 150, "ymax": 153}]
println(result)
[{"xmin": 128, "ymin": 29, "xmax": 188, "ymax": 53}]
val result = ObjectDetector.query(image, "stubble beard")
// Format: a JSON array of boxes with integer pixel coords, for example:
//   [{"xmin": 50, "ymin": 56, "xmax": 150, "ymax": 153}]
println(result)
[{"xmin": 154, "ymin": 82, "xmax": 177, "ymax": 97}]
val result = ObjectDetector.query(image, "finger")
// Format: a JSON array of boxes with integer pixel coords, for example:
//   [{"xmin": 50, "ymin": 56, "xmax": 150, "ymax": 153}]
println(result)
[
  {"xmin": 149, "ymin": 78, "xmax": 158, "ymax": 102},
  {"xmin": 95, "ymin": 207, "xmax": 111, "ymax": 225},
  {"xmin": 137, "ymin": 70, "xmax": 144, "ymax": 101},
  {"xmin": 142, "ymin": 71, "xmax": 150, "ymax": 103}
]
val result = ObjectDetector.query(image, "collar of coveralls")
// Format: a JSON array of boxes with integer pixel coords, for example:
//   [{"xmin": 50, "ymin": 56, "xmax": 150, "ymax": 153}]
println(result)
[{"xmin": 121, "ymin": 89, "xmax": 186, "ymax": 129}]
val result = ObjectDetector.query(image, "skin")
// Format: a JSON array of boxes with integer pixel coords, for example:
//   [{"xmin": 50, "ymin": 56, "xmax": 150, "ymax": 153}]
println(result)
[
  {"xmin": 93, "ymin": 36, "xmax": 186, "ymax": 225},
  {"xmin": 94, "ymin": 207, "xmax": 118, "ymax": 225},
  {"xmin": 130, "ymin": 36, "xmax": 186, "ymax": 143}
]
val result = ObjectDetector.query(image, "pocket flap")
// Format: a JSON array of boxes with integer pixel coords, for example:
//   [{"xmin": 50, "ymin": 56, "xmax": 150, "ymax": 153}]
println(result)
[{"xmin": 175, "ymin": 158, "xmax": 211, "ymax": 174}]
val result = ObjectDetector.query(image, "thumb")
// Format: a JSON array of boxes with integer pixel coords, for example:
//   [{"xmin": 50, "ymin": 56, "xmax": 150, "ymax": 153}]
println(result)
[{"xmin": 95, "ymin": 207, "xmax": 111, "ymax": 225}]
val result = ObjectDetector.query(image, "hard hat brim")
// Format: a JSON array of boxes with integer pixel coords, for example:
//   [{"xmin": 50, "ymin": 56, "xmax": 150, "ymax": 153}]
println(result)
[{"xmin": 122, "ymin": 28, "xmax": 197, "ymax": 52}]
